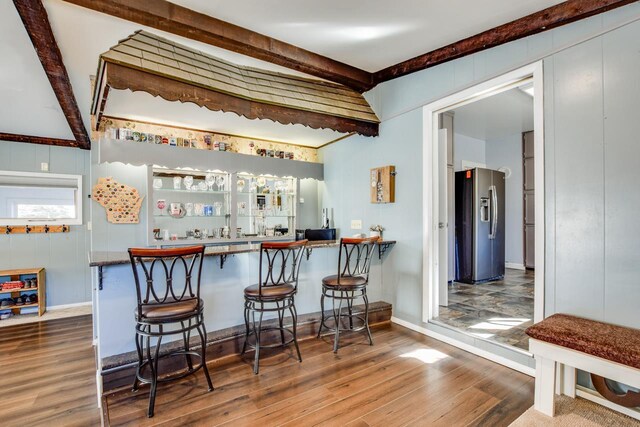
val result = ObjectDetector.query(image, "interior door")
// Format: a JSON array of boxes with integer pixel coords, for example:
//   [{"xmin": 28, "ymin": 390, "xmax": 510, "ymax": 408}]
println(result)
[{"xmin": 438, "ymin": 129, "xmax": 448, "ymax": 307}]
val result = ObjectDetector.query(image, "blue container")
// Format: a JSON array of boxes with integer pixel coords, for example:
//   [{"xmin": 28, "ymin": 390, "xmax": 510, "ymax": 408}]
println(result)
[{"xmin": 204, "ymin": 205, "xmax": 213, "ymax": 216}]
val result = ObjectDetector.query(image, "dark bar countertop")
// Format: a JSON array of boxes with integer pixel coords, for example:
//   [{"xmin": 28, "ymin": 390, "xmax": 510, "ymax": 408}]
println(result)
[{"xmin": 89, "ymin": 240, "xmax": 396, "ymax": 267}]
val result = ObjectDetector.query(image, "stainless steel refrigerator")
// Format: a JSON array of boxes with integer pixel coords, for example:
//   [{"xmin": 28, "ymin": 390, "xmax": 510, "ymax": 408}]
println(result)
[{"xmin": 454, "ymin": 168, "xmax": 505, "ymax": 283}]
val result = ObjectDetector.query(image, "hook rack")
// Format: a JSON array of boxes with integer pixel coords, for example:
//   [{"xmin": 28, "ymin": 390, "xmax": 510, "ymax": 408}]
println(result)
[{"xmin": 1, "ymin": 225, "xmax": 70, "ymax": 235}]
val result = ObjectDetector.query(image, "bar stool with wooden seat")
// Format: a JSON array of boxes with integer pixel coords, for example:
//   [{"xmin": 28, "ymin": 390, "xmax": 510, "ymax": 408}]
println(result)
[
  {"xmin": 128, "ymin": 246, "xmax": 213, "ymax": 418},
  {"xmin": 317, "ymin": 236, "xmax": 379, "ymax": 353},
  {"xmin": 241, "ymin": 240, "xmax": 308, "ymax": 374}
]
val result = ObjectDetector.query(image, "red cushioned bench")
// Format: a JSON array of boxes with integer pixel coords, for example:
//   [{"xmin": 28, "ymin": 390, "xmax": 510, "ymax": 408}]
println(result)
[{"xmin": 525, "ymin": 314, "xmax": 640, "ymax": 417}]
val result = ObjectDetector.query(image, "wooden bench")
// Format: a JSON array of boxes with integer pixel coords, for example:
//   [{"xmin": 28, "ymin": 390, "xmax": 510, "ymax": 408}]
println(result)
[{"xmin": 526, "ymin": 314, "xmax": 640, "ymax": 417}]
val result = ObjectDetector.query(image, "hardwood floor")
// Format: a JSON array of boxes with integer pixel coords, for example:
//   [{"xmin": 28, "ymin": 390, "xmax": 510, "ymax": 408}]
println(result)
[
  {"xmin": 0, "ymin": 314, "xmax": 101, "ymax": 426},
  {"xmin": 104, "ymin": 323, "xmax": 534, "ymax": 426},
  {"xmin": 0, "ymin": 315, "xmax": 533, "ymax": 426}
]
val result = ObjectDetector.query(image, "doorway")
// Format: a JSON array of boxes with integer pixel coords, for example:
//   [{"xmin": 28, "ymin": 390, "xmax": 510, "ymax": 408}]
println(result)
[{"xmin": 422, "ymin": 62, "xmax": 544, "ymax": 357}]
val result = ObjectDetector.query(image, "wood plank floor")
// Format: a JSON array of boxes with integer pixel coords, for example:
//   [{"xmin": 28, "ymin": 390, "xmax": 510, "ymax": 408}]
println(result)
[
  {"xmin": 0, "ymin": 314, "xmax": 101, "ymax": 426},
  {"xmin": 104, "ymin": 322, "xmax": 534, "ymax": 426}
]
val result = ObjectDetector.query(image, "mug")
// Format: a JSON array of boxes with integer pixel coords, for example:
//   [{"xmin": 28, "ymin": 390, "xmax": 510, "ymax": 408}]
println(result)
[
  {"xmin": 169, "ymin": 203, "xmax": 185, "ymax": 217},
  {"xmin": 204, "ymin": 205, "xmax": 213, "ymax": 216},
  {"xmin": 194, "ymin": 203, "xmax": 205, "ymax": 216}
]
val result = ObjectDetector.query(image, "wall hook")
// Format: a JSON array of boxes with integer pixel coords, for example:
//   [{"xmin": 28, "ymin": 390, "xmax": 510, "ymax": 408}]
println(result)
[
  {"xmin": 44, "ymin": 225, "xmax": 50, "ymax": 233},
  {"xmin": 5, "ymin": 226, "xmax": 11, "ymax": 235}
]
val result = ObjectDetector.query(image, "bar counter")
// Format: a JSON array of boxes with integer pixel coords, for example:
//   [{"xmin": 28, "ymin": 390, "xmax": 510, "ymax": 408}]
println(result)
[{"xmin": 90, "ymin": 239, "xmax": 396, "ymax": 392}]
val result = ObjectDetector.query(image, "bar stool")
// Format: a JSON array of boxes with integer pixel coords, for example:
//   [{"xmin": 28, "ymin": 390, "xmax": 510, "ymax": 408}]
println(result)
[
  {"xmin": 317, "ymin": 237, "xmax": 379, "ymax": 353},
  {"xmin": 128, "ymin": 246, "xmax": 213, "ymax": 418},
  {"xmin": 241, "ymin": 240, "xmax": 308, "ymax": 374}
]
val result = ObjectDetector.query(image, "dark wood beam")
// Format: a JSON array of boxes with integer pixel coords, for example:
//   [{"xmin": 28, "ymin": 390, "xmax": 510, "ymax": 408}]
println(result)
[
  {"xmin": 13, "ymin": 0, "xmax": 91, "ymax": 150},
  {"xmin": 61, "ymin": 0, "xmax": 375, "ymax": 92},
  {"xmin": 375, "ymin": 0, "xmax": 638, "ymax": 83},
  {"xmin": 0, "ymin": 132, "xmax": 80, "ymax": 148},
  {"xmin": 100, "ymin": 62, "xmax": 379, "ymax": 137}
]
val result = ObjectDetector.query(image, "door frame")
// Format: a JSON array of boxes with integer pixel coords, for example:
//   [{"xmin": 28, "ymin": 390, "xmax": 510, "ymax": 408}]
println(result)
[{"xmin": 422, "ymin": 61, "xmax": 545, "ymax": 326}]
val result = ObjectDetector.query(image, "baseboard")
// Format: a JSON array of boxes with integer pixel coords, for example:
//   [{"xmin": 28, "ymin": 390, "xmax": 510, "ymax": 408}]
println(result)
[
  {"xmin": 48, "ymin": 301, "xmax": 92, "ymax": 311},
  {"xmin": 391, "ymin": 316, "xmax": 535, "ymax": 377},
  {"xmin": 576, "ymin": 386, "xmax": 640, "ymax": 421},
  {"xmin": 505, "ymin": 263, "xmax": 526, "ymax": 271},
  {"xmin": 101, "ymin": 301, "xmax": 392, "ymax": 394}
]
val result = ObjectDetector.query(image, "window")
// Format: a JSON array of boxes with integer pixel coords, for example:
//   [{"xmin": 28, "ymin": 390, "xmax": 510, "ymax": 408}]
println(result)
[{"xmin": 0, "ymin": 171, "xmax": 83, "ymax": 225}]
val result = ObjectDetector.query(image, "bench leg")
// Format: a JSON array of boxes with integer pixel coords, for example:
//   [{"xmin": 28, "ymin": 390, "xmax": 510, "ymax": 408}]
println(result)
[
  {"xmin": 562, "ymin": 365, "xmax": 576, "ymax": 398},
  {"xmin": 534, "ymin": 356, "xmax": 556, "ymax": 416}
]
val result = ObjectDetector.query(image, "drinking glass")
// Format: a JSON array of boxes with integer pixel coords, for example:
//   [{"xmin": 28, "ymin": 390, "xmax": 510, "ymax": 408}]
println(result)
[
  {"xmin": 216, "ymin": 176, "xmax": 225, "ymax": 191},
  {"xmin": 205, "ymin": 173, "xmax": 215, "ymax": 191},
  {"xmin": 152, "ymin": 178, "xmax": 163, "ymax": 190},
  {"xmin": 183, "ymin": 175, "xmax": 194, "ymax": 191},
  {"xmin": 156, "ymin": 199, "xmax": 166, "ymax": 216}
]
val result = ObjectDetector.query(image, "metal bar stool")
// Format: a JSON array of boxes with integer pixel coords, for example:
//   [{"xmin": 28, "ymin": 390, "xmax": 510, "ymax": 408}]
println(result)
[
  {"xmin": 317, "ymin": 237, "xmax": 379, "ymax": 353},
  {"xmin": 241, "ymin": 240, "xmax": 308, "ymax": 374},
  {"xmin": 128, "ymin": 246, "xmax": 213, "ymax": 418}
]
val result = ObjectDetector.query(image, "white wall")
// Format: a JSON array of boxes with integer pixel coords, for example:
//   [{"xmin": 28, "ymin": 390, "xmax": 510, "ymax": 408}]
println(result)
[
  {"xmin": 486, "ymin": 133, "xmax": 524, "ymax": 266},
  {"xmin": 0, "ymin": 141, "xmax": 91, "ymax": 306},
  {"xmin": 453, "ymin": 133, "xmax": 485, "ymax": 171}
]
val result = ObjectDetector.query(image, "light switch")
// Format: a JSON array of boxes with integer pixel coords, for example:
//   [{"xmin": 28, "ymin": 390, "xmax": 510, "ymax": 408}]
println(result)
[
  {"xmin": 351, "ymin": 220, "xmax": 362, "ymax": 230},
  {"xmin": 299, "ymin": 197, "xmax": 304, "ymax": 204}
]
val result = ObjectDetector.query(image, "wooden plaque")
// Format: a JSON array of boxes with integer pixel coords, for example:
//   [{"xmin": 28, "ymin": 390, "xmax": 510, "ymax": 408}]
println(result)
[{"xmin": 370, "ymin": 166, "xmax": 395, "ymax": 203}]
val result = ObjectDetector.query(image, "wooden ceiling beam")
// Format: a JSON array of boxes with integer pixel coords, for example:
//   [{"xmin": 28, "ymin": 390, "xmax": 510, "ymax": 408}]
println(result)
[
  {"xmin": 13, "ymin": 0, "xmax": 91, "ymax": 150},
  {"xmin": 0, "ymin": 132, "xmax": 81, "ymax": 148},
  {"xmin": 374, "ymin": 0, "xmax": 638, "ymax": 83},
  {"xmin": 61, "ymin": 0, "xmax": 375, "ymax": 92}
]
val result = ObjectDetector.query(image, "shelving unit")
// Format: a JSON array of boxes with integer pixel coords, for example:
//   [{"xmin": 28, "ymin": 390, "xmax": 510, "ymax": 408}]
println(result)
[
  {"xmin": 0, "ymin": 268, "xmax": 46, "ymax": 317},
  {"xmin": 147, "ymin": 168, "xmax": 298, "ymax": 246},
  {"xmin": 148, "ymin": 169, "xmax": 232, "ymax": 245}
]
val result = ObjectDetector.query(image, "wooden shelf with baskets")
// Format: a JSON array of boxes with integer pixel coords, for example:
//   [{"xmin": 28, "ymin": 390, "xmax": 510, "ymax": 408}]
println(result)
[{"xmin": 0, "ymin": 268, "xmax": 46, "ymax": 317}]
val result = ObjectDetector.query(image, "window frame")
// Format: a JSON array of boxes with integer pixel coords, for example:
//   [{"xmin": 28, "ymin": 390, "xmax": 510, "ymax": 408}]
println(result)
[{"xmin": 0, "ymin": 170, "xmax": 83, "ymax": 226}]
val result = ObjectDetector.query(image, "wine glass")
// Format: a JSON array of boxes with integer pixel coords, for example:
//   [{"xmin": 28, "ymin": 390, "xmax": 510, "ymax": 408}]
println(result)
[
  {"xmin": 205, "ymin": 173, "xmax": 215, "ymax": 191},
  {"xmin": 156, "ymin": 199, "xmax": 166, "ymax": 216},
  {"xmin": 183, "ymin": 175, "xmax": 194, "ymax": 191},
  {"xmin": 216, "ymin": 176, "xmax": 225, "ymax": 191}
]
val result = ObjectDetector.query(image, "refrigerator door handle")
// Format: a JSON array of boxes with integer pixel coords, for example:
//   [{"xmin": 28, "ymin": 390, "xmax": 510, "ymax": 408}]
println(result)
[{"xmin": 489, "ymin": 185, "xmax": 498, "ymax": 240}]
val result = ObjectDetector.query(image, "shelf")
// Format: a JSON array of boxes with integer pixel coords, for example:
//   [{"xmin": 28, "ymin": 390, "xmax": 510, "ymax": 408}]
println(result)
[
  {"xmin": 154, "ymin": 188, "xmax": 229, "ymax": 194},
  {"xmin": 153, "ymin": 214, "xmax": 229, "ymax": 218},
  {"xmin": 237, "ymin": 191, "xmax": 296, "ymax": 196},
  {"xmin": 238, "ymin": 215, "xmax": 294, "ymax": 218},
  {"xmin": 0, "ymin": 303, "xmax": 39, "ymax": 311},
  {"xmin": 0, "ymin": 287, "xmax": 38, "ymax": 294}
]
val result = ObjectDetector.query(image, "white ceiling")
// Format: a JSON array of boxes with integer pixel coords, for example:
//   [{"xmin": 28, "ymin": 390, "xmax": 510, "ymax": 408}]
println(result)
[
  {"xmin": 0, "ymin": 0, "xmax": 560, "ymax": 146},
  {"xmin": 171, "ymin": 0, "xmax": 564, "ymax": 72},
  {"xmin": 450, "ymin": 87, "xmax": 534, "ymax": 141}
]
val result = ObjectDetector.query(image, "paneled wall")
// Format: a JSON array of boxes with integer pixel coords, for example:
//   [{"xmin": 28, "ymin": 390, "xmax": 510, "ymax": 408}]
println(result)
[
  {"xmin": 0, "ymin": 141, "xmax": 91, "ymax": 306},
  {"xmin": 323, "ymin": 3, "xmax": 640, "ymax": 329}
]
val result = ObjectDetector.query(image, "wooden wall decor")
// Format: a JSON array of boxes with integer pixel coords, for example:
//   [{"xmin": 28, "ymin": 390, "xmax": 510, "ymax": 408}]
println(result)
[
  {"xmin": 99, "ymin": 62, "xmax": 379, "ymax": 137},
  {"xmin": 370, "ymin": 166, "xmax": 396, "ymax": 204},
  {"xmin": 92, "ymin": 177, "xmax": 144, "ymax": 224},
  {"xmin": 13, "ymin": 0, "xmax": 91, "ymax": 150},
  {"xmin": 1, "ymin": 225, "xmax": 70, "ymax": 235}
]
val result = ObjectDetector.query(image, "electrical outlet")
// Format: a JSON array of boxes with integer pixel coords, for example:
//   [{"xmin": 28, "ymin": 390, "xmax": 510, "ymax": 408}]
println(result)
[
  {"xmin": 299, "ymin": 197, "xmax": 304, "ymax": 204},
  {"xmin": 351, "ymin": 219, "xmax": 362, "ymax": 230},
  {"xmin": 40, "ymin": 162, "xmax": 49, "ymax": 172}
]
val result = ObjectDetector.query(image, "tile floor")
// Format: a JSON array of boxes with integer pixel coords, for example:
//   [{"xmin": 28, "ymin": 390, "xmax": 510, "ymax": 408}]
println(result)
[{"xmin": 434, "ymin": 268, "xmax": 534, "ymax": 351}]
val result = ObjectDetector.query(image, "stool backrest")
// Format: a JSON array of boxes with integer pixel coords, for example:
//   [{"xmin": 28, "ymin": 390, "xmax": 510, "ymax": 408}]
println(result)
[
  {"xmin": 258, "ymin": 240, "xmax": 308, "ymax": 296},
  {"xmin": 337, "ymin": 237, "xmax": 379, "ymax": 284},
  {"xmin": 128, "ymin": 246, "xmax": 205, "ymax": 316}
]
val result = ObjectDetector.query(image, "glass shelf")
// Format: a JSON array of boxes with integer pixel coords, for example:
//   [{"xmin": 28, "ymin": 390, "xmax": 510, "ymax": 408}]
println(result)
[
  {"xmin": 154, "ymin": 188, "xmax": 229, "ymax": 194},
  {"xmin": 154, "ymin": 214, "xmax": 229, "ymax": 218},
  {"xmin": 238, "ymin": 214, "xmax": 294, "ymax": 218},
  {"xmin": 237, "ymin": 191, "xmax": 295, "ymax": 196}
]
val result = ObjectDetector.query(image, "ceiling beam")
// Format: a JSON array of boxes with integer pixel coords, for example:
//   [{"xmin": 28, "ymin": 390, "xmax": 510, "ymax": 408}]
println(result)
[
  {"xmin": 374, "ymin": 0, "xmax": 638, "ymax": 83},
  {"xmin": 13, "ymin": 0, "xmax": 91, "ymax": 150},
  {"xmin": 0, "ymin": 132, "xmax": 81, "ymax": 148},
  {"xmin": 61, "ymin": 0, "xmax": 375, "ymax": 92}
]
